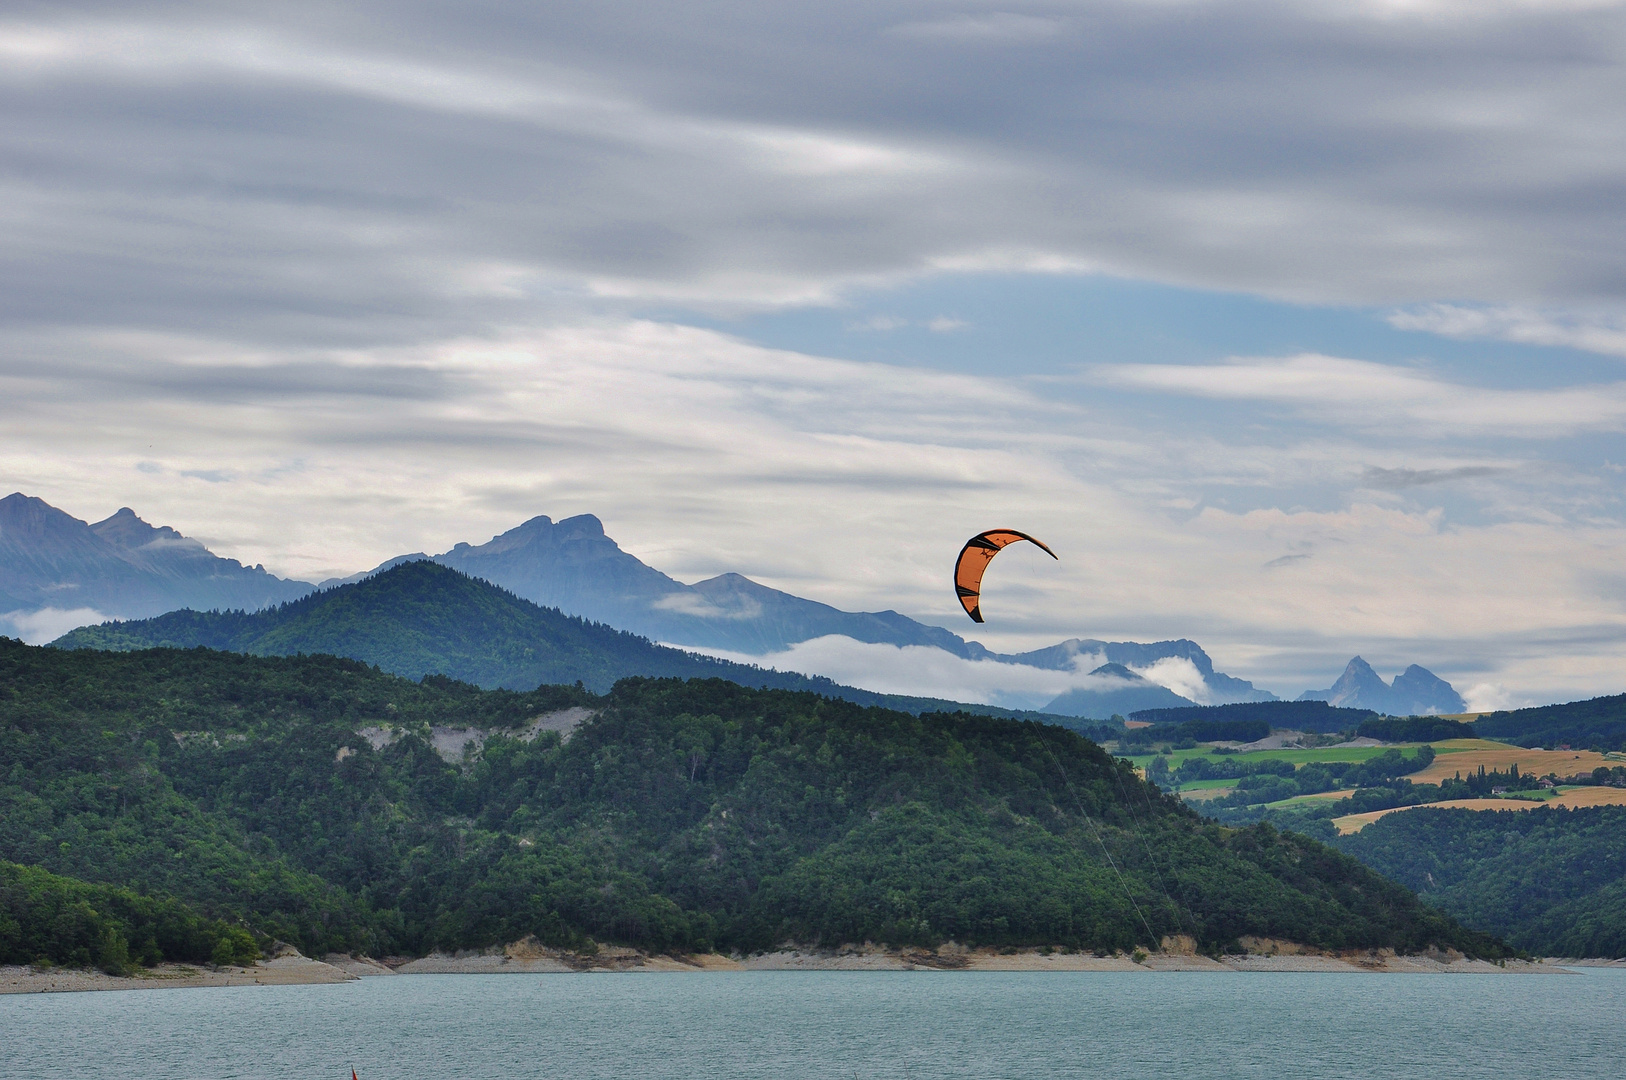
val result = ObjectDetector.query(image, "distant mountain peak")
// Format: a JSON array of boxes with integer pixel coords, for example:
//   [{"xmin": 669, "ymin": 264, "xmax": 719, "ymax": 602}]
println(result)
[
  {"xmin": 557, "ymin": 513, "xmax": 605, "ymax": 535},
  {"xmin": 90, "ymin": 506, "xmax": 197, "ymax": 553},
  {"xmin": 1300, "ymin": 656, "xmax": 1465, "ymax": 715},
  {"xmin": 0, "ymin": 493, "xmax": 313, "ymax": 637}
]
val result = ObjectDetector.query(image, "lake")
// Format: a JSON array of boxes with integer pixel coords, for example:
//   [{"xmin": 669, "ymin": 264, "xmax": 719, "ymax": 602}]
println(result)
[{"xmin": 3, "ymin": 969, "xmax": 1622, "ymax": 1080}]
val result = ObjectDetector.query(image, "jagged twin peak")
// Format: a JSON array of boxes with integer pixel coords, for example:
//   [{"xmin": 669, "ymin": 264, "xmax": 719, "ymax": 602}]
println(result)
[{"xmin": 1298, "ymin": 656, "xmax": 1465, "ymax": 716}]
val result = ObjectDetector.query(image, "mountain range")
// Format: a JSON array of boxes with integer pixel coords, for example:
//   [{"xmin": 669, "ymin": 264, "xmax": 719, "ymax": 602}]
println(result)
[
  {"xmin": 6, "ymin": 493, "xmax": 1468, "ymax": 716},
  {"xmin": 49, "ymin": 560, "xmax": 1092, "ymax": 726},
  {"xmin": 344, "ymin": 513, "xmax": 1277, "ymax": 711}
]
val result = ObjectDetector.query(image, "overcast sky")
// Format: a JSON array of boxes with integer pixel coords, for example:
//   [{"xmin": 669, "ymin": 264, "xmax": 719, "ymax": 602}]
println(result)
[{"xmin": 4, "ymin": 1, "xmax": 1626, "ymax": 706}]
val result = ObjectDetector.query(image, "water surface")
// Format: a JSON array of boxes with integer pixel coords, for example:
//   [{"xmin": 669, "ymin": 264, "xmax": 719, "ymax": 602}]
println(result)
[{"xmin": 3, "ymin": 969, "xmax": 1620, "ymax": 1080}]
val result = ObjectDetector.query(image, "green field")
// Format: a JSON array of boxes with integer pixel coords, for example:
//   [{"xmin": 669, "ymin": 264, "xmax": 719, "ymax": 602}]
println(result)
[
  {"xmin": 1122, "ymin": 743, "xmax": 1440, "ymax": 813},
  {"xmin": 1172, "ymin": 777, "xmax": 1238, "ymax": 792},
  {"xmin": 1122, "ymin": 744, "xmax": 1431, "ymax": 772}
]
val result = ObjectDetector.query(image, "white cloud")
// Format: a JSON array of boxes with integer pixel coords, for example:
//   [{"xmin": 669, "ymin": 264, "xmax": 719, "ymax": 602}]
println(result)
[
  {"xmin": 650, "ymin": 592, "xmax": 763, "ymax": 621},
  {"xmin": 0, "ymin": 607, "xmax": 112, "ymax": 645},
  {"xmin": 682, "ymin": 635, "xmax": 1197, "ymax": 711},
  {"xmin": 1462, "ymin": 682, "xmax": 1519, "ymax": 712},
  {"xmin": 1133, "ymin": 656, "xmax": 1216, "ymax": 706},
  {"xmin": 1387, "ymin": 304, "xmax": 1626, "ymax": 359},
  {"xmin": 1098, "ymin": 354, "xmax": 1626, "ymax": 437},
  {"xmin": 2, "ymin": 2, "xmax": 1626, "ymax": 333}
]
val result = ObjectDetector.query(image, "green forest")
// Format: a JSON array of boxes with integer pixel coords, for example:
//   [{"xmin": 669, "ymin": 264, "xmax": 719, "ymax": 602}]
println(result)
[
  {"xmin": 1, "ymin": 861, "xmax": 259, "ymax": 974},
  {"xmin": 0, "ymin": 637, "xmax": 1505, "ymax": 968},
  {"xmin": 1338, "ymin": 806, "xmax": 1626, "ymax": 957},
  {"xmin": 1475, "ymin": 695, "xmax": 1626, "ymax": 751}
]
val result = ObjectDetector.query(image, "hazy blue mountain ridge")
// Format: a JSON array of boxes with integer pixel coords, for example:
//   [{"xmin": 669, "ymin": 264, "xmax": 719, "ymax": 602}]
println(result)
[
  {"xmin": 9, "ymin": 494, "xmax": 1317, "ymax": 707},
  {"xmin": 422, "ymin": 513, "xmax": 993, "ymax": 657},
  {"xmin": 366, "ymin": 514, "xmax": 1276, "ymax": 705},
  {"xmin": 0, "ymin": 493, "xmax": 312, "ymax": 619}
]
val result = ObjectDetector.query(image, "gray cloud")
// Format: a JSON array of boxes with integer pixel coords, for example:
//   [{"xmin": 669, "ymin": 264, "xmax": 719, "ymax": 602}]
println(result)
[{"xmin": 1, "ymin": 0, "xmax": 1625, "ymax": 355}]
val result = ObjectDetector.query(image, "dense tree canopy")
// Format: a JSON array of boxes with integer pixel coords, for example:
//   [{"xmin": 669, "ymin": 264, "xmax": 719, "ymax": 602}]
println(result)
[
  {"xmin": 1338, "ymin": 807, "xmax": 1626, "ymax": 958},
  {"xmin": 0, "ymin": 638, "xmax": 1506, "ymax": 962}
]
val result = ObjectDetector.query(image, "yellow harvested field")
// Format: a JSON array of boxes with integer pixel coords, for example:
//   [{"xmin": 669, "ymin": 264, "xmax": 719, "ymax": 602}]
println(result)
[
  {"xmin": 1334, "ymin": 786, "xmax": 1626, "ymax": 834},
  {"xmin": 1544, "ymin": 785, "xmax": 1626, "ymax": 807},
  {"xmin": 1409, "ymin": 739, "xmax": 1616, "ymax": 785}
]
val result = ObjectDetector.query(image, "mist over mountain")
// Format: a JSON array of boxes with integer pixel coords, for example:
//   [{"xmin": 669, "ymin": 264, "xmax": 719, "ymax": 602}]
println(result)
[
  {"xmin": 0, "ymin": 493, "xmax": 312, "ymax": 630},
  {"xmin": 1299, "ymin": 657, "xmax": 1466, "ymax": 716},
  {"xmin": 1041, "ymin": 663, "xmax": 1198, "ymax": 720},
  {"xmin": 356, "ymin": 513, "xmax": 1275, "ymax": 707},
  {"xmin": 366, "ymin": 512, "xmax": 995, "ymax": 657}
]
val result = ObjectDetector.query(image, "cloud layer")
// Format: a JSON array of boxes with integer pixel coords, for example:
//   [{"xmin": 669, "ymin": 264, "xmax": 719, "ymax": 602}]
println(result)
[
  {"xmin": 3, "ymin": 0, "xmax": 1626, "ymax": 345},
  {"xmin": 686, "ymin": 636, "xmax": 1215, "ymax": 712}
]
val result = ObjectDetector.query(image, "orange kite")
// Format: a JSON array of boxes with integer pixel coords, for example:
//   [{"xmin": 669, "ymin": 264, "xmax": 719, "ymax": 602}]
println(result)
[{"xmin": 953, "ymin": 529, "xmax": 1057, "ymax": 623}]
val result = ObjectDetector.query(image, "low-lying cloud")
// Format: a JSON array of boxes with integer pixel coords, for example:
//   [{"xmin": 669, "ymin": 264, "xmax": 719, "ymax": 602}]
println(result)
[
  {"xmin": 1, "ymin": 607, "xmax": 114, "ymax": 646},
  {"xmin": 684, "ymin": 636, "xmax": 1216, "ymax": 711},
  {"xmin": 7, "ymin": 319, "xmax": 1626, "ymax": 703}
]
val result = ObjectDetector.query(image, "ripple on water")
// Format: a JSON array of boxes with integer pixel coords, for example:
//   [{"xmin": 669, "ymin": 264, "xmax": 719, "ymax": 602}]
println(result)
[{"xmin": 2, "ymin": 968, "xmax": 1622, "ymax": 1080}]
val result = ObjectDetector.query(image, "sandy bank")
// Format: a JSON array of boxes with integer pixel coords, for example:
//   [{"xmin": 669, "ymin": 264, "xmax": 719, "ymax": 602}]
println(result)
[
  {"xmin": 0, "ymin": 955, "xmax": 357, "ymax": 995},
  {"xmin": 3, "ymin": 943, "xmax": 1582, "ymax": 992}
]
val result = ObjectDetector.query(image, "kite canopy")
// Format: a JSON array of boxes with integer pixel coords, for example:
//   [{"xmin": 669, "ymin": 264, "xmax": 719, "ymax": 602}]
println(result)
[{"xmin": 953, "ymin": 529, "xmax": 1058, "ymax": 623}]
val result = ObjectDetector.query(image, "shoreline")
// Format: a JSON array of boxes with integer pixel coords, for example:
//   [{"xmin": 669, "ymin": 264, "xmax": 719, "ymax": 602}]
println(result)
[{"xmin": 4, "ymin": 943, "xmax": 1600, "ymax": 994}]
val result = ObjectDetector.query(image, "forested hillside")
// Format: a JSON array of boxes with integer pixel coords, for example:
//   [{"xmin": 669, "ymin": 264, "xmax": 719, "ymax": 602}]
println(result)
[
  {"xmin": 1475, "ymin": 695, "xmax": 1626, "ymax": 751},
  {"xmin": 0, "ymin": 638, "xmax": 1504, "ymax": 963},
  {"xmin": 1338, "ymin": 807, "xmax": 1626, "ymax": 957}
]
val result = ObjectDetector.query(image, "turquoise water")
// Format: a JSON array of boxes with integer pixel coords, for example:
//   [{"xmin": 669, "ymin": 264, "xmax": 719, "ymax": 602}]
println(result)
[{"xmin": 2, "ymin": 970, "xmax": 1622, "ymax": 1080}]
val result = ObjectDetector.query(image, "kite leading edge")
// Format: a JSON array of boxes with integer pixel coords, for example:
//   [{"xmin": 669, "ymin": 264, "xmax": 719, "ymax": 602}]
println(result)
[{"xmin": 953, "ymin": 529, "xmax": 1058, "ymax": 623}]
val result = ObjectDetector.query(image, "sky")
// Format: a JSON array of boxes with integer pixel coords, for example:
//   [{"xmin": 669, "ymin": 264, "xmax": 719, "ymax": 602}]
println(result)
[{"xmin": 4, "ymin": 1, "xmax": 1626, "ymax": 707}]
